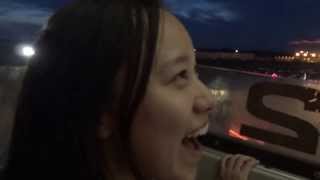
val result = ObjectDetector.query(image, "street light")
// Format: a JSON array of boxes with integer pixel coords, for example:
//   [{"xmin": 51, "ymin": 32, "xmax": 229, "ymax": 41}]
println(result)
[
  {"xmin": 21, "ymin": 46, "xmax": 35, "ymax": 57},
  {"xmin": 16, "ymin": 44, "xmax": 36, "ymax": 59}
]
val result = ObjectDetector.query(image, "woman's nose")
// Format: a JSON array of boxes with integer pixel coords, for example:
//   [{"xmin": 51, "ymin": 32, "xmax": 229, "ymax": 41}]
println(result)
[{"xmin": 193, "ymin": 82, "xmax": 214, "ymax": 114}]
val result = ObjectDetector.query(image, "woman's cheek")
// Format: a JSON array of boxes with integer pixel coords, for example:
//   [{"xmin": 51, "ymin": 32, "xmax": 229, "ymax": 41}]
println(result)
[{"xmin": 130, "ymin": 84, "xmax": 193, "ymax": 179}]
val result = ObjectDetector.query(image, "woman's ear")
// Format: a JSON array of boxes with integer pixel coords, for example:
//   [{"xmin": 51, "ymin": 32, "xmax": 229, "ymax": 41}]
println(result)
[{"xmin": 98, "ymin": 112, "xmax": 116, "ymax": 139}]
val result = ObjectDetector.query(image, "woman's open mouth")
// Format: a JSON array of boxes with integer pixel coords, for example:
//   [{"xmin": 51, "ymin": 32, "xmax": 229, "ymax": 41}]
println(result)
[{"xmin": 181, "ymin": 122, "xmax": 209, "ymax": 155}]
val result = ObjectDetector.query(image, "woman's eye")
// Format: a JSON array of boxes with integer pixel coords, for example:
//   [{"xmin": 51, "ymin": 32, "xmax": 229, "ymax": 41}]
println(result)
[
  {"xmin": 177, "ymin": 70, "xmax": 188, "ymax": 79},
  {"xmin": 172, "ymin": 70, "xmax": 189, "ymax": 87}
]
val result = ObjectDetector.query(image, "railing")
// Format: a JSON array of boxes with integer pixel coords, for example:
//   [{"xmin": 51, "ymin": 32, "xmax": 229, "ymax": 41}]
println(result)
[{"xmin": 197, "ymin": 147, "xmax": 309, "ymax": 180}]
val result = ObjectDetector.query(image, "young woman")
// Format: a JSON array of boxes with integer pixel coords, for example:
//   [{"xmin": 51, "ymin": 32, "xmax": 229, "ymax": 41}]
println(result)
[{"xmin": 2, "ymin": 0, "xmax": 257, "ymax": 179}]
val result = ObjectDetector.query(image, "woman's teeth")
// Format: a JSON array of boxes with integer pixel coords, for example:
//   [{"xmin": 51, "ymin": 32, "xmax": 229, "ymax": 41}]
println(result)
[
  {"xmin": 186, "ymin": 123, "xmax": 209, "ymax": 139},
  {"xmin": 182, "ymin": 123, "xmax": 209, "ymax": 151}
]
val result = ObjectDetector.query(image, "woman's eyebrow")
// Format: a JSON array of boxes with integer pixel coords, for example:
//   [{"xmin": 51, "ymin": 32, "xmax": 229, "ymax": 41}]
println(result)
[{"xmin": 159, "ymin": 55, "xmax": 190, "ymax": 72}]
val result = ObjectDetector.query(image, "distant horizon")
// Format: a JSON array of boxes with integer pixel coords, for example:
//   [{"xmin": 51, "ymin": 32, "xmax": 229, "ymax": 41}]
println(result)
[{"xmin": 195, "ymin": 48, "xmax": 313, "ymax": 55}]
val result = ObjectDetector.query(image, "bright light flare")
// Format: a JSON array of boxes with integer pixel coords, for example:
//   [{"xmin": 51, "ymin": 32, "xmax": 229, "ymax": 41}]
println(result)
[
  {"xmin": 228, "ymin": 129, "xmax": 265, "ymax": 145},
  {"xmin": 210, "ymin": 89, "xmax": 227, "ymax": 97},
  {"xmin": 295, "ymin": 52, "xmax": 300, "ymax": 57},
  {"xmin": 271, "ymin": 73, "xmax": 278, "ymax": 79},
  {"xmin": 22, "ymin": 46, "xmax": 35, "ymax": 57},
  {"xmin": 311, "ymin": 53, "xmax": 316, "ymax": 57},
  {"xmin": 235, "ymin": 49, "xmax": 239, "ymax": 53},
  {"xmin": 17, "ymin": 44, "xmax": 36, "ymax": 58},
  {"xmin": 229, "ymin": 129, "xmax": 249, "ymax": 141}
]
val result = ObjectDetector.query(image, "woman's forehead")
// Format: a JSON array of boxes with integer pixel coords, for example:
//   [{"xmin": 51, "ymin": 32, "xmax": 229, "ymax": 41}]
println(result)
[{"xmin": 154, "ymin": 11, "xmax": 194, "ymax": 70}]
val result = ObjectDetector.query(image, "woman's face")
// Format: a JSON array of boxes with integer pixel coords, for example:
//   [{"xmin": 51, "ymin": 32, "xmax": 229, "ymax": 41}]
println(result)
[{"xmin": 130, "ymin": 12, "xmax": 214, "ymax": 180}]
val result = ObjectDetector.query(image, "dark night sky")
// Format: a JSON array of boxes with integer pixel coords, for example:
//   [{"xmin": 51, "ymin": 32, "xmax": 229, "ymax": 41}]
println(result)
[
  {"xmin": 1, "ymin": 0, "xmax": 320, "ymax": 52},
  {"xmin": 166, "ymin": 0, "xmax": 320, "ymax": 52}
]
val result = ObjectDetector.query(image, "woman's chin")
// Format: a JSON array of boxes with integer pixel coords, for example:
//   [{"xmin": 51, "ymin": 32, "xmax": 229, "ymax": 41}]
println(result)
[{"xmin": 171, "ymin": 167, "xmax": 197, "ymax": 180}]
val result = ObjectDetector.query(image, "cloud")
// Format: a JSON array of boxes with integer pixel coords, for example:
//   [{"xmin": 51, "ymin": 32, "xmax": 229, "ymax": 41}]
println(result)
[
  {"xmin": 0, "ymin": 1, "xmax": 52, "ymax": 26},
  {"xmin": 290, "ymin": 39, "xmax": 320, "ymax": 45},
  {"xmin": 165, "ymin": 0, "xmax": 239, "ymax": 23}
]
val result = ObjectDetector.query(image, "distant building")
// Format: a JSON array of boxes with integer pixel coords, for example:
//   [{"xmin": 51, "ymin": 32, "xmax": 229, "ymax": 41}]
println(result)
[{"xmin": 293, "ymin": 51, "xmax": 320, "ymax": 63}]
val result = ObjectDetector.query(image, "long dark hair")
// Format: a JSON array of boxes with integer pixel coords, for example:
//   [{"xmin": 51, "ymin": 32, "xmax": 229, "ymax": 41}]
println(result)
[{"xmin": 3, "ymin": 0, "xmax": 161, "ymax": 179}]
